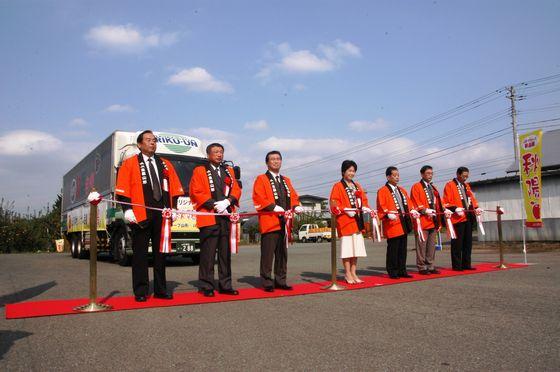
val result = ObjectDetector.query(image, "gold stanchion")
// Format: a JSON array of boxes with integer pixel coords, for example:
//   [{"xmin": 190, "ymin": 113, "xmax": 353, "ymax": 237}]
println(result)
[
  {"xmin": 496, "ymin": 205, "xmax": 508, "ymax": 269},
  {"xmin": 322, "ymin": 213, "xmax": 346, "ymax": 291},
  {"xmin": 74, "ymin": 189, "xmax": 112, "ymax": 312}
]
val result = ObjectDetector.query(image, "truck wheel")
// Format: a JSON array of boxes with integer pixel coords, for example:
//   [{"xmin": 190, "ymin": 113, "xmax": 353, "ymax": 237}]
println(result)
[
  {"xmin": 77, "ymin": 237, "xmax": 88, "ymax": 259},
  {"xmin": 301, "ymin": 237, "xmax": 307, "ymax": 243},
  {"xmin": 190, "ymin": 254, "xmax": 200, "ymax": 265},
  {"xmin": 114, "ymin": 231, "xmax": 132, "ymax": 266},
  {"xmin": 316, "ymin": 237, "xmax": 323, "ymax": 243},
  {"xmin": 70, "ymin": 236, "xmax": 78, "ymax": 258}
]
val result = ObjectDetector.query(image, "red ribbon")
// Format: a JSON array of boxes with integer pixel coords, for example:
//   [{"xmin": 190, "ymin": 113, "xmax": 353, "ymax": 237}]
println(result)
[
  {"xmin": 370, "ymin": 211, "xmax": 381, "ymax": 242},
  {"xmin": 446, "ymin": 216, "xmax": 457, "ymax": 239},
  {"xmin": 229, "ymin": 212, "xmax": 240, "ymax": 254},
  {"xmin": 160, "ymin": 208, "xmax": 173, "ymax": 253},
  {"xmin": 284, "ymin": 210, "xmax": 294, "ymax": 248},
  {"xmin": 415, "ymin": 216, "xmax": 425, "ymax": 242}
]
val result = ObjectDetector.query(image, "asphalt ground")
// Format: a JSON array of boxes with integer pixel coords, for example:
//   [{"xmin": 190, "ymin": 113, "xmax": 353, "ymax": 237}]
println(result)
[{"xmin": 1, "ymin": 239, "xmax": 559, "ymax": 371}]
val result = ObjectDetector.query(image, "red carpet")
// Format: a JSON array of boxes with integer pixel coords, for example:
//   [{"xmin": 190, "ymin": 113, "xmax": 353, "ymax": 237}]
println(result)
[{"xmin": 5, "ymin": 262, "xmax": 527, "ymax": 319}]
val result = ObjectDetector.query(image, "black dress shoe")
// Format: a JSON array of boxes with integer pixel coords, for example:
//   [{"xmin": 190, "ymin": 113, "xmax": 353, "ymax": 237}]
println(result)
[
  {"xmin": 219, "ymin": 288, "xmax": 239, "ymax": 295},
  {"xmin": 274, "ymin": 284, "xmax": 293, "ymax": 290},
  {"xmin": 200, "ymin": 289, "xmax": 215, "ymax": 297},
  {"xmin": 452, "ymin": 268, "xmax": 463, "ymax": 271},
  {"xmin": 464, "ymin": 267, "xmax": 477, "ymax": 270},
  {"xmin": 389, "ymin": 274, "xmax": 400, "ymax": 279},
  {"xmin": 263, "ymin": 286, "xmax": 274, "ymax": 292},
  {"xmin": 400, "ymin": 273, "xmax": 413, "ymax": 278},
  {"xmin": 418, "ymin": 270, "xmax": 430, "ymax": 275},
  {"xmin": 430, "ymin": 269, "xmax": 441, "ymax": 274},
  {"xmin": 154, "ymin": 293, "xmax": 173, "ymax": 300},
  {"xmin": 135, "ymin": 295, "xmax": 147, "ymax": 302}
]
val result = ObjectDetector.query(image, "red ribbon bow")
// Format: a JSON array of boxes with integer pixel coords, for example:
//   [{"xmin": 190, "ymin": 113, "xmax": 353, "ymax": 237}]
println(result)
[
  {"xmin": 229, "ymin": 212, "xmax": 240, "ymax": 254},
  {"xmin": 159, "ymin": 208, "xmax": 173, "ymax": 253}
]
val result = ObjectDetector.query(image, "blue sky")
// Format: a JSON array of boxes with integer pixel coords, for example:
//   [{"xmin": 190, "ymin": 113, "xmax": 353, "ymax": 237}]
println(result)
[{"xmin": 1, "ymin": 0, "xmax": 559, "ymax": 212}]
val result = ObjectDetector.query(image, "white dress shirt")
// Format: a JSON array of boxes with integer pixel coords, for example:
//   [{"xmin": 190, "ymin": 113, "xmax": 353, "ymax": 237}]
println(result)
[{"xmin": 142, "ymin": 154, "xmax": 161, "ymax": 185}]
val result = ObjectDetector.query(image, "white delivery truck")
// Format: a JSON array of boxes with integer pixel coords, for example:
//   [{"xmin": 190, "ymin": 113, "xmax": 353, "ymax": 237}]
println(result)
[
  {"xmin": 298, "ymin": 224, "xmax": 333, "ymax": 243},
  {"xmin": 61, "ymin": 130, "xmax": 241, "ymax": 265}
]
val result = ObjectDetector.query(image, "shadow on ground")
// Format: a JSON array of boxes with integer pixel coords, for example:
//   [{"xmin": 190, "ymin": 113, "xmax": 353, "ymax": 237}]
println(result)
[
  {"xmin": 0, "ymin": 281, "xmax": 57, "ymax": 308},
  {"xmin": 0, "ymin": 330, "xmax": 33, "ymax": 360}
]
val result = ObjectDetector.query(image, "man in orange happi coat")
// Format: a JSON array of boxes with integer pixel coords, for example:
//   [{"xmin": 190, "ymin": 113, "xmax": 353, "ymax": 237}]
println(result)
[
  {"xmin": 252, "ymin": 151, "xmax": 303, "ymax": 292},
  {"xmin": 409, "ymin": 165, "xmax": 451, "ymax": 275},
  {"xmin": 116, "ymin": 130, "xmax": 184, "ymax": 302},
  {"xmin": 443, "ymin": 166, "xmax": 483, "ymax": 271},
  {"xmin": 189, "ymin": 143, "xmax": 242, "ymax": 297},
  {"xmin": 377, "ymin": 166, "xmax": 420, "ymax": 279}
]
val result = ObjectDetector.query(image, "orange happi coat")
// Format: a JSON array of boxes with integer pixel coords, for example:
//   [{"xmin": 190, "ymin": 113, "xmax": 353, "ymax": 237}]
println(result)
[
  {"xmin": 189, "ymin": 165, "xmax": 242, "ymax": 228},
  {"xmin": 442, "ymin": 179, "xmax": 479, "ymax": 225},
  {"xmin": 252, "ymin": 173, "xmax": 300, "ymax": 234},
  {"xmin": 115, "ymin": 154, "xmax": 184, "ymax": 223},
  {"xmin": 329, "ymin": 180, "xmax": 370, "ymax": 237},
  {"xmin": 376, "ymin": 184, "xmax": 416, "ymax": 239},
  {"xmin": 410, "ymin": 181, "xmax": 444, "ymax": 230}
]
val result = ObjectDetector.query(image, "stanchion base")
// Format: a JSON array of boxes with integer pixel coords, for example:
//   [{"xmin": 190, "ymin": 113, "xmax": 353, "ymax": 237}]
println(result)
[
  {"xmin": 73, "ymin": 302, "xmax": 112, "ymax": 312},
  {"xmin": 496, "ymin": 263, "xmax": 508, "ymax": 269},
  {"xmin": 321, "ymin": 282, "xmax": 346, "ymax": 291}
]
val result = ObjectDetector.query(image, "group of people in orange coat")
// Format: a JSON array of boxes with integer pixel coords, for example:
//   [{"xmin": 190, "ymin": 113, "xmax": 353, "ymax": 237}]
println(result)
[
  {"xmin": 330, "ymin": 161, "xmax": 482, "ymax": 283},
  {"xmin": 116, "ymin": 130, "xmax": 482, "ymax": 301}
]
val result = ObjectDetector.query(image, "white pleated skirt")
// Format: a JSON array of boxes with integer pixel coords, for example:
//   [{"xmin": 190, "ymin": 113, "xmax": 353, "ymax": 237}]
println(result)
[{"xmin": 340, "ymin": 233, "xmax": 367, "ymax": 259}]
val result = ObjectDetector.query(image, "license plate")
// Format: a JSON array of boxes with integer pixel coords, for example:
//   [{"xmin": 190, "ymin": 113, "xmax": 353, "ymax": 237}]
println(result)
[{"xmin": 179, "ymin": 242, "xmax": 194, "ymax": 253}]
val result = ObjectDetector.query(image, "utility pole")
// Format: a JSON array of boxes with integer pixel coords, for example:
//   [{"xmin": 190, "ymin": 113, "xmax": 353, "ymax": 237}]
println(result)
[
  {"xmin": 508, "ymin": 85, "xmax": 528, "ymax": 264},
  {"xmin": 507, "ymin": 86, "xmax": 519, "ymax": 162}
]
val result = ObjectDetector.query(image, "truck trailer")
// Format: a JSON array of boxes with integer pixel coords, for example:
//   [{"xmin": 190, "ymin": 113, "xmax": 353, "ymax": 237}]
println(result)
[{"xmin": 61, "ymin": 130, "xmax": 240, "ymax": 265}]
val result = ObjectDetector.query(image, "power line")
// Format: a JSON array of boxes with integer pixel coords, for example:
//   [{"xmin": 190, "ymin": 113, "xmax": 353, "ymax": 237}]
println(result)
[
  {"xmin": 296, "ymin": 128, "xmax": 511, "ymax": 194},
  {"xmin": 292, "ymin": 109, "xmax": 510, "ymax": 187},
  {"xmin": 282, "ymin": 90, "xmax": 505, "ymax": 173}
]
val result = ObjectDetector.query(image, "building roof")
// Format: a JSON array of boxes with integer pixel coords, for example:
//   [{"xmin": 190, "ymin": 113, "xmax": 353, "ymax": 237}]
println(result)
[
  {"xmin": 299, "ymin": 194, "xmax": 327, "ymax": 202},
  {"xmin": 506, "ymin": 129, "xmax": 560, "ymax": 173},
  {"xmin": 470, "ymin": 168, "xmax": 560, "ymax": 187}
]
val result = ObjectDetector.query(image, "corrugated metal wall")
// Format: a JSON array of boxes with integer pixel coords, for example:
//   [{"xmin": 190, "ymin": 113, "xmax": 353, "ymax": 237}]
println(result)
[{"xmin": 471, "ymin": 175, "xmax": 560, "ymax": 241}]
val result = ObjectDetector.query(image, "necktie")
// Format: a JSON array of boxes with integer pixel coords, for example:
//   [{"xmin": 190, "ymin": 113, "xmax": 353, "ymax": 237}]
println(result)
[
  {"xmin": 148, "ymin": 158, "xmax": 162, "ymax": 201},
  {"xmin": 215, "ymin": 166, "xmax": 221, "ymax": 178},
  {"xmin": 394, "ymin": 187, "xmax": 405, "ymax": 212},
  {"xmin": 427, "ymin": 183, "xmax": 434, "ymax": 201},
  {"xmin": 275, "ymin": 175, "xmax": 280, "ymax": 184}
]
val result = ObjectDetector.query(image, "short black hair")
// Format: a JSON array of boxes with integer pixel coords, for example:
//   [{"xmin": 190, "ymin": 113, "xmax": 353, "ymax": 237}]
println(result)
[
  {"xmin": 206, "ymin": 143, "xmax": 224, "ymax": 154},
  {"xmin": 341, "ymin": 160, "xmax": 357, "ymax": 175},
  {"xmin": 137, "ymin": 130, "xmax": 154, "ymax": 144},
  {"xmin": 456, "ymin": 166, "xmax": 469, "ymax": 175},
  {"xmin": 386, "ymin": 166, "xmax": 398, "ymax": 177},
  {"xmin": 265, "ymin": 150, "xmax": 282, "ymax": 163},
  {"xmin": 420, "ymin": 165, "xmax": 433, "ymax": 174}
]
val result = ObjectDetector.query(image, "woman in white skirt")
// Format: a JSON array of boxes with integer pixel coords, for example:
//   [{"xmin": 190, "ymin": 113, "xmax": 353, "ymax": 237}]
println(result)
[{"xmin": 329, "ymin": 160, "xmax": 373, "ymax": 284}]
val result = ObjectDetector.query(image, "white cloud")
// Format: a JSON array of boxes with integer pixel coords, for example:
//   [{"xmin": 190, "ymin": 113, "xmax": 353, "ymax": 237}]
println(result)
[
  {"xmin": 69, "ymin": 118, "xmax": 88, "ymax": 127},
  {"xmin": 244, "ymin": 120, "xmax": 269, "ymax": 131},
  {"xmin": 191, "ymin": 127, "xmax": 235, "ymax": 141},
  {"xmin": 0, "ymin": 130, "xmax": 62, "ymax": 156},
  {"xmin": 85, "ymin": 24, "xmax": 178, "ymax": 54},
  {"xmin": 318, "ymin": 39, "xmax": 361, "ymax": 62},
  {"xmin": 293, "ymin": 83, "xmax": 307, "ymax": 91},
  {"xmin": 167, "ymin": 67, "xmax": 233, "ymax": 93},
  {"xmin": 257, "ymin": 136, "xmax": 350, "ymax": 153},
  {"xmin": 348, "ymin": 118, "xmax": 388, "ymax": 132},
  {"xmin": 257, "ymin": 39, "xmax": 361, "ymax": 80},
  {"xmin": 280, "ymin": 50, "xmax": 334, "ymax": 73},
  {"xmin": 104, "ymin": 104, "xmax": 135, "ymax": 113}
]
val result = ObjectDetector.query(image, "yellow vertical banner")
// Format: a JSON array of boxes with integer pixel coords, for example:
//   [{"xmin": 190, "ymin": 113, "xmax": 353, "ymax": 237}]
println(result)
[{"xmin": 519, "ymin": 129, "xmax": 543, "ymax": 228}]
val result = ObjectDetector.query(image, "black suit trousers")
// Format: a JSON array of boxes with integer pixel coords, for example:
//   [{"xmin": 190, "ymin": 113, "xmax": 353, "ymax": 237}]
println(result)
[
  {"xmin": 260, "ymin": 229, "xmax": 288, "ymax": 287},
  {"xmin": 131, "ymin": 213, "xmax": 166, "ymax": 297},
  {"xmin": 198, "ymin": 217, "xmax": 233, "ymax": 291},
  {"xmin": 450, "ymin": 220, "xmax": 473, "ymax": 269},
  {"xmin": 386, "ymin": 234, "xmax": 408, "ymax": 276}
]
